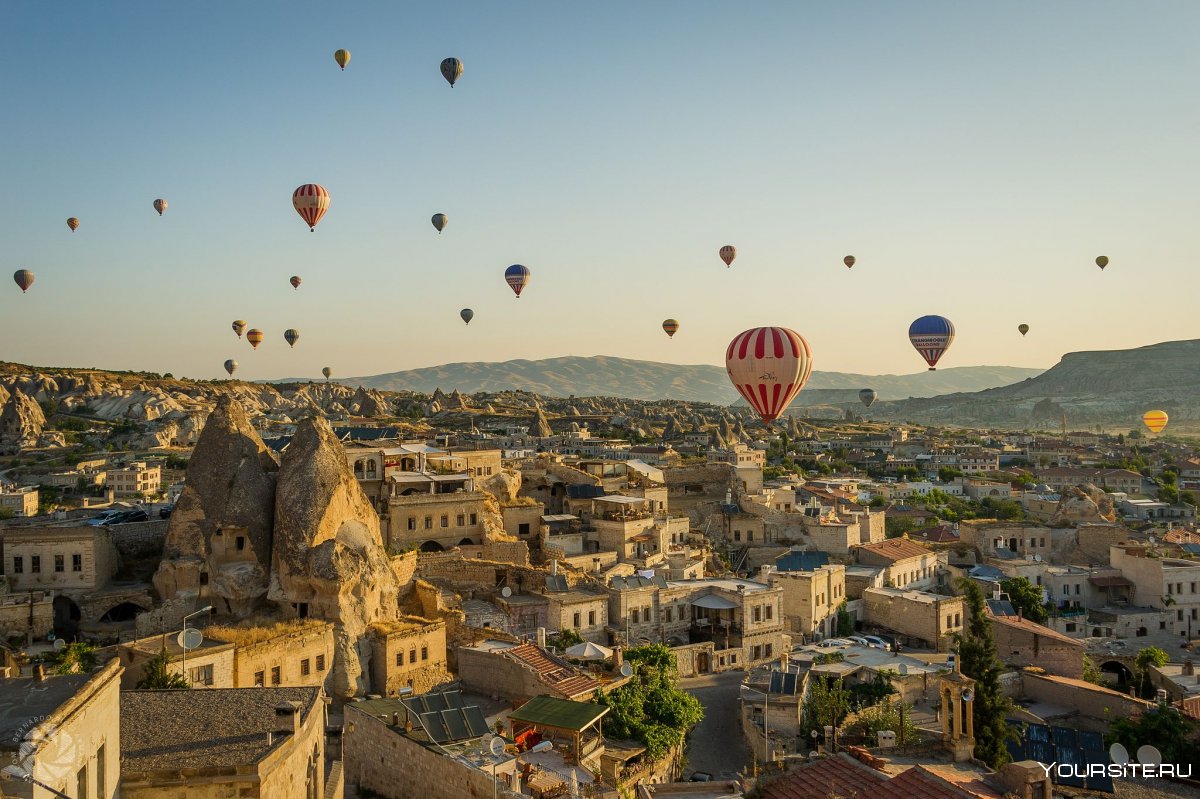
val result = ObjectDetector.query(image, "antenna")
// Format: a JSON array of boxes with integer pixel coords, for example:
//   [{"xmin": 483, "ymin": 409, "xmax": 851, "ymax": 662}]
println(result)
[
  {"xmin": 178, "ymin": 628, "xmax": 204, "ymax": 650},
  {"xmin": 501, "ymin": 586, "xmax": 512, "ymax": 598},
  {"xmin": 1109, "ymin": 743, "xmax": 1130, "ymax": 765},
  {"xmin": 1136, "ymin": 745, "xmax": 1163, "ymax": 766},
  {"xmin": 52, "ymin": 639, "xmax": 66, "ymax": 652},
  {"xmin": 619, "ymin": 662, "xmax": 633, "ymax": 678},
  {"xmin": 1034, "ymin": 553, "xmax": 1042, "ymax": 562},
  {"xmin": 490, "ymin": 736, "xmax": 506, "ymax": 757}
]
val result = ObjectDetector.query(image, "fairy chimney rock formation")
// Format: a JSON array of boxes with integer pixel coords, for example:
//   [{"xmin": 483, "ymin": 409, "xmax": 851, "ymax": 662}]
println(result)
[
  {"xmin": 268, "ymin": 415, "xmax": 399, "ymax": 699},
  {"xmin": 152, "ymin": 396, "xmax": 278, "ymax": 614}
]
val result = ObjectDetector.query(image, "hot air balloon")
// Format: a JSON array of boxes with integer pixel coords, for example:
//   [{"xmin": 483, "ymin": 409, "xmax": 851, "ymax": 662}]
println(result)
[
  {"xmin": 290, "ymin": 276, "xmax": 302, "ymax": 290},
  {"xmin": 1096, "ymin": 255, "xmax": 1109, "ymax": 270},
  {"xmin": 153, "ymin": 199, "xmax": 167, "ymax": 216},
  {"xmin": 292, "ymin": 184, "xmax": 330, "ymax": 231},
  {"xmin": 440, "ymin": 57, "xmax": 463, "ymax": 87},
  {"xmin": 67, "ymin": 217, "xmax": 79, "ymax": 232},
  {"xmin": 460, "ymin": 308, "xmax": 474, "ymax": 325},
  {"xmin": 859, "ymin": 388, "xmax": 877, "ymax": 408},
  {"xmin": 505, "ymin": 264, "xmax": 530, "ymax": 298},
  {"xmin": 662, "ymin": 319, "xmax": 680, "ymax": 338},
  {"xmin": 1018, "ymin": 324, "xmax": 1029, "ymax": 336},
  {"xmin": 334, "ymin": 49, "xmax": 350, "ymax": 70},
  {"xmin": 246, "ymin": 329, "xmax": 264, "ymax": 349},
  {"xmin": 725, "ymin": 327, "xmax": 814, "ymax": 425},
  {"xmin": 908, "ymin": 315, "xmax": 955, "ymax": 370},
  {"xmin": 432, "ymin": 213, "xmax": 448, "ymax": 233},
  {"xmin": 13, "ymin": 270, "xmax": 34, "ymax": 293},
  {"xmin": 232, "ymin": 320, "xmax": 247, "ymax": 338},
  {"xmin": 322, "ymin": 366, "xmax": 332, "ymax": 380},
  {"xmin": 1143, "ymin": 410, "xmax": 1168, "ymax": 434},
  {"xmin": 224, "ymin": 359, "xmax": 238, "ymax": 376},
  {"xmin": 719, "ymin": 245, "xmax": 737, "ymax": 267},
  {"xmin": 844, "ymin": 255, "xmax": 856, "ymax": 268},
  {"xmin": 284, "ymin": 329, "xmax": 300, "ymax": 348}
]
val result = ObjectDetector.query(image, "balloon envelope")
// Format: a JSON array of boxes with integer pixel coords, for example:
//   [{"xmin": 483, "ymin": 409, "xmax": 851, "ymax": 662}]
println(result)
[
  {"xmin": 460, "ymin": 308, "xmax": 474, "ymax": 324},
  {"xmin": 719, "ymin": 245, "xmax": 736, "ymax": 267},
  {"xmin": 153, "ymin": 199, "xmax": 167, "ymax": 216},
  {"xmin": 908, "ymin": 315, "xmax": 955, "ymax": 370},
  {"xmin": 334, "ymin": 49, "xmax": 350, "ymax": 70},
  {"xmin": 284, "ymin": 329, "xmax": 300, "ymax": 348},
  {"xmin": 859, "ymin": 388, "xmax": 877, "ymax": 407},
  {"xmin": 505, "ymin": 264, "xmax": 530, "ymax": 298},
  {"xmin": 13, "ymin": 270, "xmax": 34, "ymax": 293},
  {"xmin": 224, "ymin": 359, "xmax": 238, "ymax": 376},
  {"xmin": 432, "ymin": 213, "xmax": 448, "ymax": 233},
  {"xmin": 725, "ymin": 327, "xmax": 813, "ymax": 424},
  {"xmin": 440, "ymin": 57, "xmax": 463, "ymax": 86},
  {"xmin": 1143, "ymin": 410, "xmax": 1168, "ymax": 434},
  {"xmin": 1096, "ymin": 255, "xmax": 1109, "ymax": 269},
  {"xmin": 1018, "ymin": 323, "xmax": 1029, "ymax": 336},
  {"xmin": 246, "ymin": 329, "xmax": 264, "ymax": 349},
  {"xmin": 232, "ymin": 320, "xmax": 247, "ymax": 338},
  {"xmin": 67, "ymin": 217, "xmax": 79, "ymax": 232},
  {"xmin": 662, "ymin": 319, "xmax": 680, "ymax": 338},
  {"xmin": 322, "ymin": 367, "xmax": 332, "ymax": 379},
  {"xmin": 290, "ymin": 276, "xmax": 302, "ymax": 289},
  {"xmin": 844, "ymin": 255, "xmax": 856, "ymax": 268},
  {"xmin": 292, "ymin": 184, "xmax": 330, "ymax": 231}
]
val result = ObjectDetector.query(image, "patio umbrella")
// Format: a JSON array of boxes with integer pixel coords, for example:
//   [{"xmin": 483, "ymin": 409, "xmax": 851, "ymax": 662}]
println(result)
[{"xmin": 564, "ymin": 641, "xmax": 613, "ymax": 661}]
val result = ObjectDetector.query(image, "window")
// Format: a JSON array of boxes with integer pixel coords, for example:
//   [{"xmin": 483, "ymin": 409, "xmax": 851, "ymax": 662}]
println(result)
[
  {"xmin": 421, "ymin": 646, "xmax": 428, "ymax": 661},
  {"xmin": 409, "ymin": 648, "xmax": 418, "ymax": 664},
  {"xmin": 518, "ymin": 523, "xmax": 530, "ymax": 536},
  {"xmin": 751, "ymin": 645, "xmax": 761, "ymax": 660},
  {"xmin": 408, "ymin": 517, "xmax": 417, "ymax": 531},
  {"xmin": 55, "ymin": 555, "xmax": 64, "ymax": 572},
  {"xmin": 1063, "ymin": 585, "xmax": 1069, "ymax": 595},
  {"xmin": 573, "ymin": 612, "xmax": 581, "ymax": 628},
  {"xmin": 588, "ymin": 610, "xmax": 596, "ymax": 626},
  {"xmin": 395, "ymin": 652, "xmax": 404, "ymax": 667},
  {"xmin": 766, "ymin": 604, "xmax": 773, "ymax": 620},
  {"xmin": 77, "ymin": 764, "xmax": 88, "ymax": 799},
  {"xmin": 254, "ymin": 670, "xmax": 265, "ymax": 687},
  {"xmin": 440, "ymin": 515, "xmax": 449, "ymax": 528},
  {"xmin": 31, "ymin": 556, "xmax": 40, "ymax": 574},
  {"xmin": 236, "ymin": 536, "xmax": 246, "ymax": 551},
  {"xmin": 1065, "ymin": 622, "xmax": 1077, "ymax": 632},
  {"xmin": 664, "ymin": 608, "xmax": 673, "ymax": 623},
  {"xmin": 747, "ymin": 531, "xmax": 753, "ymax": 541},
  {"xmin": 271, "ymin": 666, "xmax": 281, "ymax": 685},
  {"xmin": 1179, "ymin": 610, "xmax": 1185, "ymax": 622},
  {"xmin": 946, "ymin": 614, "xmax": 953, "ymax": 628},
  {"xmin": 470, "ymin": 513, "xmax": 478, "ymax": 525},
  {"xmin": 954, "ymin": 613, "xmax": 961, "ymax": 626},
  {"xmin": 733, "ymin": 531, "xmax": 741, "ymax": 542},
  {"xmin": 1075, "ymin": 584, "xmax": 1080, "ymax": 595},
  {"xmin": 96, "ymin": 743, "xmax": 105, "ymax": 797},
  {"xmin": 424, "ymin": 516, "xmax": 433, "ymax": 529},
  {"xmin": 301, "ymin": 658, "xmax": 311, "ymax": 676},
  {"xmin": 189, "ymin": 664, "xmax": 214, "ymax": 686},
  {"xmin": 199, "ymin": 572, "xmax": 209, "ymax": 586},
  {"xmin": 457, "ymin": 514, "xmax": 466, "ymax": 527},
  {"xmin": 72, "ymin": 554, "xmax": 82, "ymax": 572},
  {"xmin": 765, "ymin": 643, "xmax": 773, "ymax": 658},
  {"xmin": 631, "ymin": 609, "xmax": 640, "ymax": 624},
  {"xmin": 753, "ymin": 606, "xmax": 762, "ymax": 623},
  {"xmin": 12, "ymin": 557, "xmax": 21, "ymax": 574}
]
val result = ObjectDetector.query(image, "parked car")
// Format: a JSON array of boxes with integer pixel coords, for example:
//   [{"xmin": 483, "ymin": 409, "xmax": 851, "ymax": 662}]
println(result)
[
  {"xmin": 847, "ymin": 635, "xmax": 871, "ymax": 647},
  {"xmin": 85, "ymin": 510, "xmax": 123, "ymax": 527},
  {"xmin": 862, "ymin": 635, "xmax": 892, "ymax": 652},
  {"xmin": 102, "ymin": 509, "xmax": 148, "ymax": 525},
  {"xmin": 815, "ymin": 639, "xmax": 850, "ymax": 649},
  {"xmin": 159, "ymin": 504, "xmax": 174, "ymax": 520},
  {"xmin": 688, "ymin": 772, "xmax": 713, "ymax": 782}
]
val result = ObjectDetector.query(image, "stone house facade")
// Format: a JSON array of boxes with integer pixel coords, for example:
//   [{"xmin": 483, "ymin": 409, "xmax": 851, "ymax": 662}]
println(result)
[
  {"xmin": 369, "ymin": 617, "xmax": 449, "ymax": 697},
  {"xmin": 861, "ymin": 587, "xmax": 964, "ymax": 651},
  {"xmin": 768, "ymin": 565, "xmax": 846, "ymax": 639}
]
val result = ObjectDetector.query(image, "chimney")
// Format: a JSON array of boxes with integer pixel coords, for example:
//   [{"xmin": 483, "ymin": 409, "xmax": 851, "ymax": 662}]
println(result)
[
  {"xmin": 1017, "ymin": 607, "xmax": 1023, "ymax": 621},
  {"xmin": 392, "ymin": 712, "xmax": 400, "ymax": 726},
  {"xmin": 1185, "ymin": 659, "xmax": 1195, "ymax": 677},
  {"xmin": 34, "ymin": 659, "xmax": 45, "ymax": 681},
  {"xmin": 612, "ymin": 646, "xmax": 623, "ymax": 673},
  {"xmin": 274, "ymin": 701, "xmax": 302, "ymax": 738},
  {"xmin": 536, "ymin": 627, "xmax": 547, "ymax": 649},
  {"xmin": 551, "ymin": 560, "xmax": 558, "ymax": 577}
]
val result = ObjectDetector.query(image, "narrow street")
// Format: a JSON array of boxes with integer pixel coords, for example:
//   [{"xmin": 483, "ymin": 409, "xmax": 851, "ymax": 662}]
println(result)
[{"xmin": 680, "ymin": 671, "xmax": 753, "ymax": 780}]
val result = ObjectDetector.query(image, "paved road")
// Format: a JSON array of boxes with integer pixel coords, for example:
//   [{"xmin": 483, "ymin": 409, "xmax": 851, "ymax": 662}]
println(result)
[{"xmin": 680, "ymin": 671, "xmax": 753, "ymax": 780}]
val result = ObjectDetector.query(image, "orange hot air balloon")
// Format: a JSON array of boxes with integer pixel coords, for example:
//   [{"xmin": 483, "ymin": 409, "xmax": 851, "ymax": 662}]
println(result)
[
  {"xmin": 13, "ymin": 270, "xmax": 34, "ymax": 293},
  {"xmin": 719, "ymin": 245, "xmax": 736, "ymax": 267},
  {"xmin": 153, "ymin": 199, "xmax": 167, "ymax": 216},
  {"xmin": 246, "ymin": 329, "xmax": 264, "ymax": 350},
  {"xmin": 1143, "ymin": 410, "xmax": 1168, "ymax": 434},
  {"xmin": 725, "ymin": 327, "xmax": 814, "ymax": 425},
  {"xmin": 662, "ymin": 319, "xmax": 680, "ymax": 338},
  {"xmin": 843, "ymin": 255, "xmax": 855, "ymax": 268},
  {"xmin": 292, "ymin": 184, "xmax": 330, "ymax": 231},
  {"xmin": 232, "ymin": 320, "xmax": 247, "ymax": 338},
  {"xmin": 290, "ymin": 276, "xmax": 302, "ymax": 290},
  {"xmin": 67, "ymin": 217, "xmax": 80, "ymax": 232}
]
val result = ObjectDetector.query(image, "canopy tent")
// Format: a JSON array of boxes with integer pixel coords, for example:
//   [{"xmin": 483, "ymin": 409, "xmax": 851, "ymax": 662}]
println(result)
[{"xmin": 564, "ymin": 641, "xmax": 613, "ymax": 661}]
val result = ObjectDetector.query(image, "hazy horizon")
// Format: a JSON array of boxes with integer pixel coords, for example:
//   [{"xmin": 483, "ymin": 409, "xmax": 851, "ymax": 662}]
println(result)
[{"xmin": 4, "ymin": 2, "xmax": 1198, "ymax": 381}]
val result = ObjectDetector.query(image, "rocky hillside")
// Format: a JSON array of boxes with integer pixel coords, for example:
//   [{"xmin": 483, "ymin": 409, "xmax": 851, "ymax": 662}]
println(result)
[
  {"xmin": 338, "ymin": 356, "xmax": 1042, "ymax": 404},
  {"xmin": 864, "ymin": 339, "xmax": 1200, "ymax": 432}
]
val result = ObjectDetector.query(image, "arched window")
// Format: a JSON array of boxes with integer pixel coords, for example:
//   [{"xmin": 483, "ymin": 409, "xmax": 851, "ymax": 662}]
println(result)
[
  {"xmin": 354, "ymin": 460, "xmax": 364, "ymax": 476},
  {"xmin": 365, "ymin": 459, "xmax": 377, "ymax": 478}
]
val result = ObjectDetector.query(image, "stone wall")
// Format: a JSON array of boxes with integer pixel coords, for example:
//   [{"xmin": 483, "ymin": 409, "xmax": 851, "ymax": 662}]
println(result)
[
  {"xmin": 861, "ymin": 589, "xmax": 963, "ymax": 651},
  {"xmin": 206, "ymin": 621, "xmax": 335, "ymax": 690},
  {"xmin": 390, "ymin": 550, "xmax": 418, "ymax": 591},
  {"xmin": 0, "ymin": 591, "xmax": 53, "ymax": 642},
  {"xmin": 1074, "ymin": 523, "xmax": 1131, "ymax": 565},
  {"xmin": 991, "ymin": 616, "xmax": 1084, "ymax": 679},
  {"xmin": 671, "ymin": 642, "xmax": 716, "ymax": 678},
  {"xmin": 369, "ymin": 618, "xmax": 450, "ymax": 697},
  {"xmin": 457, "ymin": 646, "xmax": 554, "ymax": 702},
  {"xmin": 1019, "ymin": 671, "xmax": 1152, "ymax": 720},
  {"xmin": 107, "ymin": 519, "xmax": 169, "ymax": 560},
  {"xmin": 344, "ymin": 705, "xmax": 522, "ymax": 799},
  {"xmin": 134, "ymin": 594, "xmax": 199, "ymax": 639},
  {"xmin": 482, "ymin": 539, "xmax": 530, "ymax": 566}
]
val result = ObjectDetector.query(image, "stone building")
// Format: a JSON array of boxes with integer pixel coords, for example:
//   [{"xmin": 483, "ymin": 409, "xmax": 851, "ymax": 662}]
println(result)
[
  {"xmin": 116, "ymin": 633, "xmax": 236, "ymax": 689},
  {"xmin": 205, "ymin": 618, "xmax": 336, "ymax": 689},
  {"xmin": 1111, "ymin": 541, "xmax": 1200, "ymax": 637},
  {"xmin": 987, "ymin": 608, "xmax": 1084, "ymax": 679},
  {"xmin": 369, "ymin": 616, "xmax": 450, "ymax": 697},
  {"xmin": 0, "ymin": 658, "xmax": 122, "ymax": 799},
  {"xmin": 861, "ymin": 587, "xmax": 964, "ymax": 651},
  {"xmin": 457, "ymin": 639, "xmax": 600, "ymax": 702},
  {"xmin": 385, "ymin": 490, "xmax": 488, "ymax": 552},
  {"xmin": 120, "ymin": 687, "xmax": 327, "ymax": 799},
  {"xmin": 958, "ymin": 520, "xmax": 1054, "ymax": 561},
  {"xmin": 2, "ymin": 525, "xmax": 119, "ymax": 593},
  {"xmin": 0, "ymin": 484, "xmax": 39, "ymax": 517},
  {"xmin": 855, "ymin": 537, "xmax": 943, "ymax": 591},
  {"xmin": 768, "ymin": 564, "xmax": 846, "ymax": 640},
  {"xmin": 104, "ymin": 461, "xmax": 161, "ymax": 498},
  {"xmin": 542, "ymin": 583, "xmax": 609, "ymax": 643}
]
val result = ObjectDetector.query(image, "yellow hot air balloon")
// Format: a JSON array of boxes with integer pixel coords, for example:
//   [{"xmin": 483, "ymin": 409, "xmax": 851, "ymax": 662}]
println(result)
[
  {"xmin": 1143, "ymin": 410, "xmax": 1168, "ymax": 434},
  {"xmin": 246, "ymin": 329, "xmax": 264, "ymax": 350},
  {"xmin": 232, "ymin": 320, "xmax": 247, "ymax": 338},
  {"xmin": 67, "ymin": 217, "xmax": 79, "ymax": 232},
  {"xmin": 334, "ymin": 49, "xmax": 350, "ymax": 70},
  {"xmin": 662, "ymin": 319, "xmax": 679, "ymax": 338}
]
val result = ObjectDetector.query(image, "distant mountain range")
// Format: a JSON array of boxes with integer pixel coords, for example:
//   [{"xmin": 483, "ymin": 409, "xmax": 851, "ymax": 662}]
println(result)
[
  {"xmin": 866, "ymin": 339, "xmax": 1200, "ymax": 432},
  {"xmin": 335, "ymin": 356, "xmax": 1044, "ymax": 406}
]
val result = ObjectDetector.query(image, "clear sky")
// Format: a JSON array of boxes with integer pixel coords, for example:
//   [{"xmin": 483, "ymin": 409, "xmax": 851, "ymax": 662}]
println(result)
[{"xmin": 2, "ymin": 2, "xmax": 1198, "ymax": 382}]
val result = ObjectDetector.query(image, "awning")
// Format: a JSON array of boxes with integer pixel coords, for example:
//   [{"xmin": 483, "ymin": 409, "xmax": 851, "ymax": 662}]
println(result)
[
  {"xmin": 564, "ymin": 641, "xmax": 613, "ymax": 661},
  {"xmin": 541, "ymin": 514, "xmax": 578, "ymax": 523},
  {"xmin": 596, "ymin": 495, "xmax": 648, "ymax": 506},
  {"xmin": 625, "ymin": 459, "xmax": 665, "ymax": 484},
  {"xmin": 690, "ymin": 594, "xmax": 739, "ymax": 610},
  {"xmin": 1088, "ymin": 575, "xmax": 1134, "ymax": 588},
  {"xmin": 508, "ymin": 695, "xmax": 609, "ymax": 732}
]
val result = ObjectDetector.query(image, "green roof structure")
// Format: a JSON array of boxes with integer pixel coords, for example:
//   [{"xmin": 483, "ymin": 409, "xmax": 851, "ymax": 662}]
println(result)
[{"xmin": 507, "ymin": 695, "xmax": 609, "ymax": 733}]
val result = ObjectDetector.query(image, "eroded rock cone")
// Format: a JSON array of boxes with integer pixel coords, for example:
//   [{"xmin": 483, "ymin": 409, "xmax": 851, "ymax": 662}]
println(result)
[
  {"xmin": 153, "ymin": 396, "xmax": 278, "ymax": 614},
  {"xmin": 268, "ymin": 415, "xmax": 399, "ymax": 700}
]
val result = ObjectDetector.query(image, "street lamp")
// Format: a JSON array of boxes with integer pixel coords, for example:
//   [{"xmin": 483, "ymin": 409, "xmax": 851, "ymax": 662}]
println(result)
[
  {"xmin": 181, "ymin": 605, "xmax": 213, "ymax": 686},
  {"xmin": 741, "ymin": 681, "xmax": 771, "ymax": 767}
]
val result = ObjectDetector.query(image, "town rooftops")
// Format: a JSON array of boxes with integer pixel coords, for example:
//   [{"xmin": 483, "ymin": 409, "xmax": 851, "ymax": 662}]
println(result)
[
  {"xmin": 507, "ymin": 695, "xmax": 608, "ymax": 732},
  {"xmin": 856, "ymin": 537, "xmax": 934, "ymax": 563},
  {"xmin": 862, "ymin": 586, "xmax": 954, "ymax": 605},
  {"xmin": 667, "ymin": 577, "xmax": 773, "ymax": 593},
  {"xmin": 774, "ymin": 550, "xmax": 831, "ymax": 572},
  {"xmin": 0, "ymin": 670, "xmax": 96, "ymax": 748},
  {"xmin": 120, "ymin": 687, "xmax": 320, "ymax": 773},
  {"xmin": 987, "ymin": 613, "xmax": 1081, "ymax": 646},
  {"xmin": 762, "ymin": 752, "xmax": 994, "ymax": 799}
]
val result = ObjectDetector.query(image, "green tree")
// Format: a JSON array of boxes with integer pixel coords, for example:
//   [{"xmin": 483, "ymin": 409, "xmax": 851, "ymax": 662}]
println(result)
[
  {"xmin": 1000, "ymin": 577, "xmax": 1048, "ymax": 624},
  {"xmin": 1081, "ymin": 655, "xmax": 1105, "ymax": 686},
  {"xmin": 938, "ymin": 466, "xmax": 964, "ymax": 483},
  {"xmin": 895, "ymin": 466, "xmax": 921, "ymax": 481},
  {"xmin": 845, "ymin": 697, "xmax": 918, "ymax": 744},
  {"xmin": 1133, "ymin": 646, "xmax": 1169, "ymax": 698},
  {"xmin": 835, "ymin": 602, "xmax": 854, "ymax": 637},
  {"xmin": 593, "ymin": 645, "xmax": 702, "ymax": 760},
  {"xmin": 955, "ymin": 579, "xmax": 1016, "ymax": 769},
  {"xmin": 135, "ymin": 647, "xmax": 190, "ymax": 690},
  {"xmin": 548, "ymin": 628, "xmax": 584, "ymax": 650},
  {"xmin": 1107, "ymin": 706, "xmax": 1200, "ymax": 770},
  {"xmin": 49, "ymin": 643, "xmax": 97, "ymax": 675},
  {"xmin": 800, "ymin": 675, "xmax": 849, "ymax": 740}
]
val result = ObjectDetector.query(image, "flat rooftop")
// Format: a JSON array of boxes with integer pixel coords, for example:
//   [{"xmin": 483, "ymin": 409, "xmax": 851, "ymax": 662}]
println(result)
[
  {"xmin": 667, "ymin": 577, "xmax": 773, "ymax": 593},
  {"xmin": 0, "ymin": 673, "xmax": 94, "ymax": 748},
  {"xmin": 863, "ymin": 586, "xmax": 957, "ymax": 604}
]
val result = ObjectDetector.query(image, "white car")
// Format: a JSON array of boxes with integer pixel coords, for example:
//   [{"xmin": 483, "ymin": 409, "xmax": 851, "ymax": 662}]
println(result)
[
  {"xmin": 815, "ymin": 639, "xmax": 850, "ymax": 649},
  {"xmin": 861, "ymin": 635, "xmax": 892, "ymax": 652},
  {"xmin": 847, "ymin": 636, "xmax": 871, "ymax": 647}
]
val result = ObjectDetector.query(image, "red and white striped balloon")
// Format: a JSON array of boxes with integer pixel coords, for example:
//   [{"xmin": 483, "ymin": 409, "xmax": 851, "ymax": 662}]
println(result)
[
  {"xmin": 725, "ymin": 327, "xmax": 813, "ymax": 424},
  {"xmin": 292, "ymin": 184, "xmax": 330, "ymax": 231}
]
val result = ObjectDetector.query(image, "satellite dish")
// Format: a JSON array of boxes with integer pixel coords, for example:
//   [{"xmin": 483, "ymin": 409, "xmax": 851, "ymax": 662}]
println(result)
[
  {"xmin": 490, "ymin": 736, "xmax": 506, "ymax": 757},
  {"xmin": 961, "ymin": 688, "xmax": 974, "ymax": 702},
  {"xmin": 52, "ymin": 639, "xmax": 66, "ymax": 651},
  {"xmin": 1136, "ymin": 745, "xmax": 1163, "ymax": 766},
  {"xmin": 1109, "ymin": 742, "xmax": 1130, "ymax": 765},
  {"xmin": 1033, "ymin": 553, "xmax": 1042, "ymax": 562},
  {"xmin": 898, "ymin": 664, "xmax": 908, "ymax": 675},
  {"xmin": 620, "ymin": 662, "xmax": 634, "ymax": 678},
  {"xmin": 501, "ymin": 587, "xmax": 513, "ymax": 598},
  {"xmin": 178, "ymin": 628, "xmax": 204, "ymax": 650}
]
